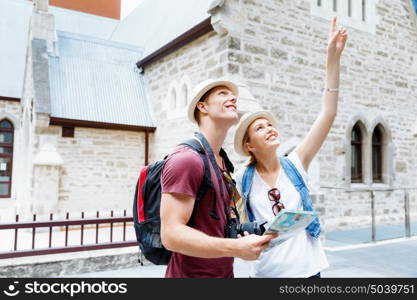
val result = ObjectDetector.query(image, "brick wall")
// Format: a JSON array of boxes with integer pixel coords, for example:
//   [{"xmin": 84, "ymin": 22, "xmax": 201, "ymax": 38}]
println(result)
[{"xmin": 48, "ymin": 126, "xmax": 146, "ymax": 217}]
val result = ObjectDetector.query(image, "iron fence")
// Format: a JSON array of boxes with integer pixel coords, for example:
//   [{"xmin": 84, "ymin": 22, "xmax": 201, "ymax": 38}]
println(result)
[
  {"xmin": 0, "ymin": 210, "xmax": 137, "ymax": 259},
  {"xmin": 320, "ymin": 186, "xmax": 417, "ymax": 242}
]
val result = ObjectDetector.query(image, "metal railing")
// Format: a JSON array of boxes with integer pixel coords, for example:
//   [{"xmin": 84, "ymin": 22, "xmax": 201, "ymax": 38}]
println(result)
[
  {"xmin": 320, "ymin": 186, "xmax": 417, "ymax": 242},
  {"xmin": 0, "ymin": 210, "xmax": 137, "ymax": 259}
]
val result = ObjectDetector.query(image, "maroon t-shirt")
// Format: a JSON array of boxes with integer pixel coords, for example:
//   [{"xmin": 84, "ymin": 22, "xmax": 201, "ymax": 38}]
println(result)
[{"xmin": 161, "ymin": 145, "xmax": 234, "ymax": 278}]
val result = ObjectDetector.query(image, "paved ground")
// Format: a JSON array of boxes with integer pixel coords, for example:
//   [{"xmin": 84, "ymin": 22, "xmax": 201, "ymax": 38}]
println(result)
[
  {"xmin": 67, "ymin": 223, "xmax": 417, "ymax": 278},
  {"xmin": 325, "ymin": 222, "xmax": 417, "ymax": 247}
]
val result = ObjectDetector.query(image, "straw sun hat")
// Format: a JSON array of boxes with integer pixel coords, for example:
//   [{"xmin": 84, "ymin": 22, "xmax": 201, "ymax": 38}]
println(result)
[
  {"xmin": 233, "ymin": 111, "xmax": 278, "ymax": 156},
  {"xmin": 187, "ymin": 79, "xmax": 239, "ymax": 124}
]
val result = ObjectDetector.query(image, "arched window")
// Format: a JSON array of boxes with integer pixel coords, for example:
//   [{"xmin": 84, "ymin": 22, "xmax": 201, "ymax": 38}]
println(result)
[
  {"xmin": 180, "ymin": 83, "xmax": 188, "ymax": 107},
  {"xmin": 351, "ymin": 123, "xmax": 363, "ymax": 183},
  {"xmin": 361, "ymin": 0, "xmax": 366, "ymax": 21},
  {"xmin": 372, "ymin": 125, "xmax": 383, "ymax": 182},
  {"xmin": 170, "ymin": 88, "xmax": 176, "ymax": 110},
  {"xmin": 348, "ymin": 0, "xmax": 352, "ymax": 16},
  {"xmin": 0, "ymin": 120, "xmax": 14, "ymax": 197}
]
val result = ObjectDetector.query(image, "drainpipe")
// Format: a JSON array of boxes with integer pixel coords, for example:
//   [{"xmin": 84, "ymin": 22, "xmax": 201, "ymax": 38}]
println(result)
[{"xmin": 145, "ymin": 130, "xmax": 149, "ymax": 166}]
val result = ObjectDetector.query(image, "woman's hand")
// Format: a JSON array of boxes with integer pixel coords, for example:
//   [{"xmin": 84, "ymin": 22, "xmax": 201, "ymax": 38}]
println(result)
[
  {"xmin": 295, "ymin": 17, "xmax": 347, "ymax": 171},
  {"xmin": 327, "ymin": 16, "xmax": 348, "ymax": 61}
]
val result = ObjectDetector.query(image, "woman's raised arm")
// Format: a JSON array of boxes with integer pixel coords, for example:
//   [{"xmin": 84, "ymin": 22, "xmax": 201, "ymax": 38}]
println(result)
[{"xmin": 295, "ymin": 16, "xmax": 348, "ymax": 171}]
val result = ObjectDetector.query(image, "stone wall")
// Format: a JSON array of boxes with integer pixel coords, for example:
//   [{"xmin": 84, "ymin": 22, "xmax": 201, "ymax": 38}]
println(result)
[
  {"xmin": 223, "ymin": 0, "xmax": 417, "ymax": 231},
  {"xmin": 144, "ymin": 0, "xmax": 417, "ymax": 232},
  {"xmin": 144, "ymin": 30, "xmax": 241, "ymax": 162},
  {"xmin": 0, "ymin": 101, "xmax": 21, "ymax": 119},
  {"xmin": 12, "ymin": 4, "xmax": 51, "ymax": 222},
  {"xmin": 39, "ymin": 126, "xmax": 147, "ymax": 218}
]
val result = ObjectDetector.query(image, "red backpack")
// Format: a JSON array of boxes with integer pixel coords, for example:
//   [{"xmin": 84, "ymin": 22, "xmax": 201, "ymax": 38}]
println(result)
[{"xmin": 133, "ymin": 137, "xmax": 214, "ymax": 265}]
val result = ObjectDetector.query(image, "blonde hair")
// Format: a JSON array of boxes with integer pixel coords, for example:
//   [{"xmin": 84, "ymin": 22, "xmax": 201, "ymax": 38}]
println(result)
[{"xmin": 243, "ymin": 130, "xmax": 257, "ymax": 166}]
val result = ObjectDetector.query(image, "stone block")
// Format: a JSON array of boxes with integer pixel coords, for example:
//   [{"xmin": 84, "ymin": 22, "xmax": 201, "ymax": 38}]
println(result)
[
  {"xmin": 228, "ymin": 63, "xmax": 239, "ymax": 74},
  {"xmin": 243, "ymin": 66, "xmax": 265, "ymax": 79},
  {"xmin": 228, "ymin": 37, "xmax": 241, "ymax": 50},
  {"xmin": 244, "ymin": 43, "xmax": 268, "ymax": 56}
]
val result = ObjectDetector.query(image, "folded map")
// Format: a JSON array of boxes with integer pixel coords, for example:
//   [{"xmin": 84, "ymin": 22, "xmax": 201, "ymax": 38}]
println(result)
[{"xmin": 263, "ymin": 209, "xmax": 319, "ymax": 247}]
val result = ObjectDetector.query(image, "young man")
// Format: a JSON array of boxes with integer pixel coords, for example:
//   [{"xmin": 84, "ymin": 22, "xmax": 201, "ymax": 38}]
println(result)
[{"xmin": 160, "ymin": 79, "xmax": 276, "ymax": 278}]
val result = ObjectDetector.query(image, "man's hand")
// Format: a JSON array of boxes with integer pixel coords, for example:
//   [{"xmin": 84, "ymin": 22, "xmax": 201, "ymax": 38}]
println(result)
[{"xmin": 235, "ymin": 232, "xmax": 278, "ymax": 261}]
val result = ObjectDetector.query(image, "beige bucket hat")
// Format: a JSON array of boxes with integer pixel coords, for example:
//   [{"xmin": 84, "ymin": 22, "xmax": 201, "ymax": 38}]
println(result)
[
  {"xmin": 233, "ymin": 110, "xmax": 278, "ymax": 156},
  {"xmin": 187, "ymin": 79, "xmax": 239, "ymax": 124}
]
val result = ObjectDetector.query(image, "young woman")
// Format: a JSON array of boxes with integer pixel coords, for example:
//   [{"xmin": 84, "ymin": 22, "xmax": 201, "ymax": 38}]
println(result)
[{"xmin": 233, "ymin": 16, "xmax": 348, "ymax": 277}]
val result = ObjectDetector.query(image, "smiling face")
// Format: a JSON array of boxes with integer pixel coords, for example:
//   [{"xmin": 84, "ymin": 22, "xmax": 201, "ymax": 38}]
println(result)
[
  {"xmin": 244, "ymin": 117, "xmax": 280, "ymax": 156},
  {"xmin": 195, "ymin": 85, "xmax": 238, "ymax": 125}
]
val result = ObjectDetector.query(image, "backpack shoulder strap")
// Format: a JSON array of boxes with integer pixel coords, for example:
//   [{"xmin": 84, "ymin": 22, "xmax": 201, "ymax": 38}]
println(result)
[
  {"xmin": 219, "ymin": 148, "xmax": 234, "ymax": 173},
  {"xmin": 178, "ymin": 138, "xmax": 212, "ymax": 203},
  {"xmin": 178, "ymin": 138, "xmax": 205, "ymax": 154},
  {"xmin": 179, "ymin": 134, "xmax": 233, "ymax": 221},
  {"xmin": 242, "ymin": 164, "xmax": 256, "ymax": 222}
]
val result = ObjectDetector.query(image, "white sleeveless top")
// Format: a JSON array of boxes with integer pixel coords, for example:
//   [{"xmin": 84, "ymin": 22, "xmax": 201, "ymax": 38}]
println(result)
[{"xmin": 234, "ymin": 152, "xmax": 329, "ymax": 277}]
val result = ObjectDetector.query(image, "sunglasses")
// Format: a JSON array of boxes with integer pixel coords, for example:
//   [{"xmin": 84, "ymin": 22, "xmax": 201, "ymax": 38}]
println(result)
[
  {"xmin": 222, "ymin": 171, "xmax": 233, "ymax": 184},
  {"xmin": 268, "ymin": 188, "xmax": 285, "ymax": 215}
]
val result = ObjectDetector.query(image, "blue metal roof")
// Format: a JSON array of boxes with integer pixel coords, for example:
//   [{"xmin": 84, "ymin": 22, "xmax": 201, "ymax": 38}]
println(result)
[
  {"xmin": 49, "ymin": 31, "xmax": 154, "ymax": 128},
  {"xmin": 0, "ymin": 0, "xmax": 118, "ymax": 99},
  {"xmin": 1, "ymin": 0, "xmax": 209, "ymax": 99}
]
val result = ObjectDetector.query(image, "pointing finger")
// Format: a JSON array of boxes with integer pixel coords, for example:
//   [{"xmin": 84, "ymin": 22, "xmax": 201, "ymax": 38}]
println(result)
[{"xmin": 331, "ymin": 16, "xmax": 337, "ymax": 33}]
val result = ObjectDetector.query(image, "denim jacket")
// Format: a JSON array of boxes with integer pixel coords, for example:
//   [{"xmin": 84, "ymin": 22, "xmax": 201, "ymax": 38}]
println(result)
[{"xmin": 241, "ymin": 156, "xmax": 321, "ymax": 239}]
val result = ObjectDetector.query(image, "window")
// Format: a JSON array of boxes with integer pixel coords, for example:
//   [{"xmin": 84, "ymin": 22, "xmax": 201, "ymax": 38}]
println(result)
[
  {"xmin": 351, "ymin": 123, "xmax": 363, "ymax": 183},
  {"xmin": 166, "ymin": 77, "xmax": 191, "ymax": 119},
  {"xmin": 348, "ymin": 0, "xmax": 352, "ymax": 17},
  {"xmin": 180, "ymin": 83, "xmax": 188, "ymax": 107},
  {"xmin": 372, "ymin": 125, "xmax": 383, "ymax": 182},
  {"xmin": 170, "ymin": 88, "xmax": 176, "ymax": 110},
  {"xmin": 0, "ymin": 120, "xmax": 14, "ymax": 197},
  {"xmin": 361, "ymin": 0, "xmax": 366, "ymax": 21},
  {"xmin": 311, "ymin": 0, "xmax": 377, "ymax": 34},
  {"xmin": 62, "ymin": 126, "xmax": 75, "ymax": 138},
  {"xmin": 347, "ymin": 117, "xmax": 393, "ymax": 188}
]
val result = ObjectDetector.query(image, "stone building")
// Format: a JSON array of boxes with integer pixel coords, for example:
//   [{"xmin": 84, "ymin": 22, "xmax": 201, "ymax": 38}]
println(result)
[
  {"xmin": 137, "ymin": 0, "xmax": 417, "ymax": 232},
  {"xmin": 1, "ymin": 0, "xmax": 417, "ymax": 234},
  {"xmin": 0, "ymin": 0, "xmax": 155, "ymax": 221}
]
